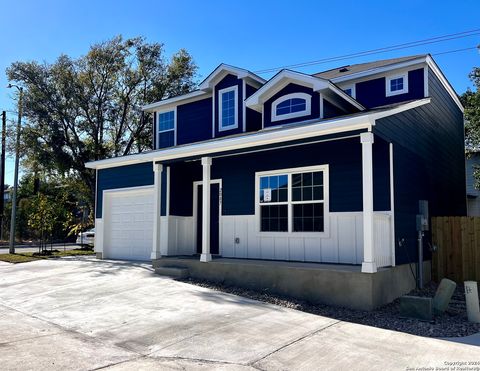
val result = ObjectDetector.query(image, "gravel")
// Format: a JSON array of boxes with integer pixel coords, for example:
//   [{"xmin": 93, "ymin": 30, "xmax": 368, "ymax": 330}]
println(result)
[{"xmin": 180, "ymin": 278, "xmax": 480, "ymax": 338}]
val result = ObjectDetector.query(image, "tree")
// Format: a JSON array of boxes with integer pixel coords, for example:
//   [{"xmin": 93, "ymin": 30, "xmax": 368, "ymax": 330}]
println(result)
[
  {"xmin": 463, "ymin": 67, "xmax": 480, "ymax": 151},
  {"xmin": 462, "ymin": 67, "xmax": 480, "ymax": 187},
  {"xmin": 6, "ymin": 36, "xmax": 198, "ymax": 206},
  {"xmin": 10, "ymin": 173, "xmax": 86, "ymax": 243},
  {"xmin": 27, "ymin": 194, "xmax": 56, "ymax": 250}
]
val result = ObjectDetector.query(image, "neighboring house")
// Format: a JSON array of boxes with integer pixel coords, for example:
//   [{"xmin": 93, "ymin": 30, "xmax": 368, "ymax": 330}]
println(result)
[
  {"xmin": 86, "ymin": 54, "xmax": 466, "ymax": 309},
  {"xmin": 3, "ymin": 186, "xmax": 11, "ymax": 203},
  {"xmin": 466, "ymin": 152, "xmax": 480, "ymax": 216}
]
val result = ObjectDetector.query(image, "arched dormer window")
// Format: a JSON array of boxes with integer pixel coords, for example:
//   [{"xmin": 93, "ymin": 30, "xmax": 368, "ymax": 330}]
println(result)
[{"xmin": 271, "ymin": 92, "xmax": 311, "ymax": 122}]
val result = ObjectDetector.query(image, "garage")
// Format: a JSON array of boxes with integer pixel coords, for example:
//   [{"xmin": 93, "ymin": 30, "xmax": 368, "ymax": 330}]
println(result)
[{"xmin": 103, "ymin": 187, "xmax": 154, "ymax": 261}]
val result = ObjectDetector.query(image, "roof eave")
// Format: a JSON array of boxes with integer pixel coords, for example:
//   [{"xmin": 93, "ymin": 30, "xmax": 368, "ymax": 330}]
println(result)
[{"xmin": 86, "ymin": 98, "xmax": 431, "ymax": 170}]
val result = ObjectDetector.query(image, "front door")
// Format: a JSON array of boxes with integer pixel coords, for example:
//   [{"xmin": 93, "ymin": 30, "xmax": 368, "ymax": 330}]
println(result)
[{"xmin": 196, "ymin": 183, "xmax": 220, "ymax": 255}]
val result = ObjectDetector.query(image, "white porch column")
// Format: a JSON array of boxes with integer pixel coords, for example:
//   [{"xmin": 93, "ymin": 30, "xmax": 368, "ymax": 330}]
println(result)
[
  {"xmin": 200, "ymin": 157, "xmax": 212, "ymax": 262},
  {"xmin": 159, "ymin": 165, "xmax": 170, "ymax": 256},
  {"xmin": 361, "ymin": 132, "xmax": 377, "ymax": 273},
  {"xmin": 151, "ymin": 163, "xmax": 163, "ymax": 260}
]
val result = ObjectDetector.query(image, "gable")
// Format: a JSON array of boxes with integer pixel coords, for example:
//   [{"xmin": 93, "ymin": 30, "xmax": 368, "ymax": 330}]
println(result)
[{"xmin": 264, "ymin": 83, "xmax": 321, "ymax": 127}]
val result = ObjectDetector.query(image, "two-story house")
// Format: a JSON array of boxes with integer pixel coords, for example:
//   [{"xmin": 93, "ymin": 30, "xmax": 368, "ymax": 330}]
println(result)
[{"xmin": 86, "ymin": 54, "xmax": 466, "ymax": 309}]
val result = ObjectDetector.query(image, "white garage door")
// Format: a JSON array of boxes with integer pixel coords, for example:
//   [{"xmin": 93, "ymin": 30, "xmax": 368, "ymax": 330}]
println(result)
[{"xmin": 103, "ymin": 187, "xmax": 154, "ymax": 261}]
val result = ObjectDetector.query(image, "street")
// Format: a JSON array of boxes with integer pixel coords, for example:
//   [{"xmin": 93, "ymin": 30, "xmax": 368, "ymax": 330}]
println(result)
[{"xmin": 0, "ymin": 243, "xmax": 83, "ymax": 254}]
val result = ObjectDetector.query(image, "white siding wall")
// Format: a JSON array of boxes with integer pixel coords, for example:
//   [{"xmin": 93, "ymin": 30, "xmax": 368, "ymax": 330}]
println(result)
[
  {"xmin": 165, "ymin": 216, "xmax": 195, "ymax": 256},
  {"xmin": 373, "ymin": 212, "xmax": 393, "ymax": 268},
  {"xmin": 220, "ymin": 212, "xmax": 364, "ymax": 264},
  {"xmin": 219, "ymin": 212, "xmax": 393, "ymax": 265}
]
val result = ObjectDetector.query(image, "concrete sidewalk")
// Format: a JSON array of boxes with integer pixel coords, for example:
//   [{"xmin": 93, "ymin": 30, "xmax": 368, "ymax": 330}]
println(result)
[{"xmin": 0, "ymin": 257, "xmax": 477, "ymax": 370}]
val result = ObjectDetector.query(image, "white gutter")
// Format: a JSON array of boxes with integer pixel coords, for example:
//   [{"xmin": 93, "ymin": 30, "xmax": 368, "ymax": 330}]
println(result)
[
  {"xmin": 86, "ymin": 98, "xmax": 431, "ymax": 170},
  {"xmin": 142, "ymin": 90, "xmax": 210, "ymax": 112}
]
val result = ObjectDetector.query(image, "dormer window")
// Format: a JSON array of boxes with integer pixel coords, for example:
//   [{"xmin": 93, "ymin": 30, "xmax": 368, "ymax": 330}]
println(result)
[
  {"xmin": 157, "ymin": 109, "xmax": 176, "ymax": 148},
  {"xmin": 343, "ymin": 85, "xmax": 356, "ymax": 98},
  {"xmin": 219, "ymin": 86, "xmax": 238, "ymax": 131},
  {"xmin": 386, "ymin": 73, "xmax": 408, "ymax": 96},
  {"xmin": 271, "ymin": 93, "xmax": 311, "ymax": 122}
]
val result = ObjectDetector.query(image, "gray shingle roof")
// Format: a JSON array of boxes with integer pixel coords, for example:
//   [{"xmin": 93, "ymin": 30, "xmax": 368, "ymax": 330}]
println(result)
[{"xmin": 313, "ymin": 55, "xmax": 428, "ymax": 80}]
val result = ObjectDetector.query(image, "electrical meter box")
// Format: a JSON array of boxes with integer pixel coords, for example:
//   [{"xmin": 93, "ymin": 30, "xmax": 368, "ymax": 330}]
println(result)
[
  {"xmin": 416, "ymin": 215, "xmax": 429, "ymax": 231},
  {"xmin": 416, "ymin": 200, "xmax": 429, "ymax": 231}
]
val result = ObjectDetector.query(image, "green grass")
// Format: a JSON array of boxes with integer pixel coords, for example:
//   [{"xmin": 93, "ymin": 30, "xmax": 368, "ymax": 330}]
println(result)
[
  {"xmin": 50, "ymin": 249, "xmax": 96, "ymax": 257},
  {"xmin": 0, "ymin": 254, "xmax": 41, "ymax": 263},
  {"xmin": 0, "ymin": 249, "xmax": 95, "ymax": 264}
]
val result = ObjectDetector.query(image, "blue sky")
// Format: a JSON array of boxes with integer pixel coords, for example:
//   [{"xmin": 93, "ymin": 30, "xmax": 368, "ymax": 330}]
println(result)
[{"xmin": 0, "ymin": 0, "xmax": 479, "ymax": 185}]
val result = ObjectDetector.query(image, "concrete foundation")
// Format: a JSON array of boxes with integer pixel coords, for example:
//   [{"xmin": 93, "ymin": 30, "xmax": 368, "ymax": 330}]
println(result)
[
  {"xmin": 96, "ymin": 252, "xmax": 103, "ymax": 259},
  {"xmin": 153, "ymin": 257, "xmax": 431, "ymax": 311}
]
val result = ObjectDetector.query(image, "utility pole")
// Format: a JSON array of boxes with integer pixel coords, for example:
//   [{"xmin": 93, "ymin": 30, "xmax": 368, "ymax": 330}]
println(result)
[
  {"xmin": 8, "ymin": 85, "xmax": 23, "ymax": 254},
  {"xmin": 0, "ymin": 111, "xmax": 5, "ymax": 240}
]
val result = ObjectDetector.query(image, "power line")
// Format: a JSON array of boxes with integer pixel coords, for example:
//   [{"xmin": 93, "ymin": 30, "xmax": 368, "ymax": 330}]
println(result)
[
  {"xmin": 253, "ymin": 28, "xmax": 480, "ymax": 74},
  {"xmin": 432, "ymin": 46, "xmax": 479, "ymax": 56}
]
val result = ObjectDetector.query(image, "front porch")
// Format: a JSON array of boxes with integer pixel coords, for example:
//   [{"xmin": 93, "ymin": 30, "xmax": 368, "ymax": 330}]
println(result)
[
  {"xmin": 153, "ymin": 256, "xmax": 430, "ymax": 310},
  {"xmin": 150, "ymin": 132, "xmax": 396, "ymax": 273}
]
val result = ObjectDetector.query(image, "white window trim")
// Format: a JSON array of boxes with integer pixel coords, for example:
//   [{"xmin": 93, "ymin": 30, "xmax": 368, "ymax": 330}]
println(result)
[
  {"xmin": 342, "ymin": 84, "xmax": 356, "ymax": 99},
  {"xmin": 271, "ymin": 92, "xmax": 312, "ymax": 122},
  {"xmin": 157, "ymin": 107, "xmax": 177, "ymax": 149},
  {"xmin": 218, "ymin": 85, "xmax": 238, "ymax": 131},
  {"xmin": 386, "ymin": 73, "xmax": 408, "ymax": 97},
  {"xmin": 255, "ymin": 164, "xmax": 330, "ymax": 238}
]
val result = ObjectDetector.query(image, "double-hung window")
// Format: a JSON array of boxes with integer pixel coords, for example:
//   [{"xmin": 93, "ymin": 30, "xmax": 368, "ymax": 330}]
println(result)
[
  {"xmin": 157, "ymin": 110, "xmax": 175, "ymax": 148},
  {"xmin": 257, "ymin": 165, "xmax": 328, "ymax": 233},
  {"xmin": 386, "ymin": 73, "xmax": 408, "ymax": 96},
  {"xmin": 259, "ymin": 174, "xmax": 289, "ymax": 232},
  {"xmin": 219, "ymin": 86, "xmax": 238, "ymax": 131}
]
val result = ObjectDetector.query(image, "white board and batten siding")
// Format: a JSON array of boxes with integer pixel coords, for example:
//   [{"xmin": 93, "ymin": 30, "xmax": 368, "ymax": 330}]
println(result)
[
  {"xmin": 373, "ymin": 212, "xmax": 393, "ymax": 268},
  {"xmin": 164, "ymin": 216, "xmax": 195, "ymax": 256},
  {"xmin": 220, "ymin": 212, "xmax": 393, "ymax": 267}
]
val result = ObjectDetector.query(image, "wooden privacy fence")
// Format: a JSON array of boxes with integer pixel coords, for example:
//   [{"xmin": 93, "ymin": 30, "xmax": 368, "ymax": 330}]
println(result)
[{"xmin": 431, "ymin": 217, "xmax": 480, "ymax": 283}]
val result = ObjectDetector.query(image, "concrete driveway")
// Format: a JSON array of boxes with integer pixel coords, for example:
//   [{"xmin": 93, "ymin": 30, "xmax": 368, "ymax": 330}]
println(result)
[{"xmin": 0, "ymin": 257, "xmax": 477, "ymax": 371}]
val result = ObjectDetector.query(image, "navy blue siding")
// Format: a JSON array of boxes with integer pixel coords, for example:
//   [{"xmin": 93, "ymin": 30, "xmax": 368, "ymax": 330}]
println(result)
[
  {"xmin": 373, "ymin": 136, "xmax": 391, "ymax": 211},
  {"xmin": 373, "ymin": 67, "xmax": 465, "ymax": 264},
  {"xmin": 152, "ymin": 113, "xmax": 156, "ymax": 149},
  {"xmin": 161, "ymin": 169, "xmax": 167, "ymax": 216},
  {"xmin": 169, "ymin": 161, "xmax": 202, "ymax": 216},
  {"xmin": 323, "ymin": 99, "xmax": 344, "ymax": 119},
  {"xmin": 165, "ymin": 132, "xmax": 392, "ymax": 217},
  {"xmin": 96, "ymin": 162, "xmax": 154, "ymax": 218},
  {"xmin": 356, "ymin": 68, "xmax": 425, "ymax": 109},
  {"xmin": 214, "ymin": 74, "xmax": 243, "ymax": 137},
  {"xmin": 177, "ymin": 97, "xmax": 213, "ymax": 145},
  {"xmin": 210, "ymin": 137, "xmax": 389, "ymax": 215},
  {"xmin": 245, "ymin": 83, "xmax": 262, "ymax": 132},
  {"xmin": 264, "ymin": 83, "xmax": 320, "ymax": 128}
]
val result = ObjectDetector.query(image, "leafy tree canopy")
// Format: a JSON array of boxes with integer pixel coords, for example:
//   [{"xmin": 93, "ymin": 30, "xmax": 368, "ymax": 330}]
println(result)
[
  {"xmin": 463, "ymin": 67, "xmax": 480, "ymax": 151},
  {"xmin": 6, "ymin": 35, "xmax": 198, "ymax": 204}
]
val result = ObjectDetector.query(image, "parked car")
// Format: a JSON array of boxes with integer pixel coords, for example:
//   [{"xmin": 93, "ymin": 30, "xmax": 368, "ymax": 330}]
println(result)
[{"xmin": 76, "ymin": 228, "xmax": 95, "ymax": 247}]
